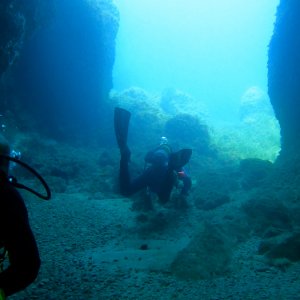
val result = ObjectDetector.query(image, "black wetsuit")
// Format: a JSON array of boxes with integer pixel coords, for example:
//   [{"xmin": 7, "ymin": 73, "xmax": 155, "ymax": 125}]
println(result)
[
  {"xmin": 119, "ymin": 146, "xmax": 191, "ymax": 203},
  {"xmin": 120, "ymin": 156, "xmax": 173, "ymax": 202},
  {"xmin": 0, "ymin": 173, "xmax": 40, "ymax": 297}
]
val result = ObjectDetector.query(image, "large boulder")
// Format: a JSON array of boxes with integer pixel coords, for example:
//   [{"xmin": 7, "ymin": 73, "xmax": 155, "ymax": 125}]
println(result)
[
  {"xmin": 164, "ymin": 113, "xmax": 211, "ymax": 155},
  {"xmin": 258, "ymin": 233, "xmax": 300, "ymax": 269},
  {"xmin": 110, "ymin": 87, "xmax": 166, "ymax": 148},
  {"xmin": 170, "ymin": 223, "xmax": 233, "ymax": 280}
]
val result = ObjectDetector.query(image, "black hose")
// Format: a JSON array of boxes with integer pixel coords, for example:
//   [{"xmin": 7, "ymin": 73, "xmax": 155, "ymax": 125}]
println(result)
[{"xmin": 0, "ymin": 155, "xmax": 51, "ymax": 200}]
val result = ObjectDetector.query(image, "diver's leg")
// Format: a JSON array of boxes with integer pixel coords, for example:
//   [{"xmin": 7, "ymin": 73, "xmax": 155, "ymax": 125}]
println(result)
[
  {"xmin": 119, "ymin": 146, "xmax": 131, "ymax": 195},
  {"xmin": 128, "ymin": 171, "xmax": 149, "ymax": 194},
  {"xmin": 119, "ymin": 147, "xmax": 149, "ymax": 196},
  {"xmin": 157, "ymin": 169, "xmax": 175, "ymax": 204},
  {"xmin": 114, "ymin": 107, "xmax": 131, "ymax": 150}
]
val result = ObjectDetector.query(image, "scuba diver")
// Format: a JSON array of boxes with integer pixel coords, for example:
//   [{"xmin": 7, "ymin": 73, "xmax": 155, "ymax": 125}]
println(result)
[
  {"xmin": 114, "ymin": 107, "xmax": 192, "ymax": 208},
  {"xmin": 0, "ymin": 135, "xmax": 51, "ymax": 299}
]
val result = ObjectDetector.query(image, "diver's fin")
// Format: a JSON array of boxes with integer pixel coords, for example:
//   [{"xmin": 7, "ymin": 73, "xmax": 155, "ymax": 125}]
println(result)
[
  {"xmin": 169, "ymin": 149, "xmax": 192, "ymax": 170},
  {"xmin": 114, "ymin": 107, "xmax": 131, "ymax": 150}
]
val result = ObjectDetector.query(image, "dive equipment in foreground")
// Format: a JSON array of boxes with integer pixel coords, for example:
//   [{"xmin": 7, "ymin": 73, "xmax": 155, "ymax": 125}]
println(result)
[{"xmin": 0, "ymin": 155, "xmax": 51, "ymax": 200}]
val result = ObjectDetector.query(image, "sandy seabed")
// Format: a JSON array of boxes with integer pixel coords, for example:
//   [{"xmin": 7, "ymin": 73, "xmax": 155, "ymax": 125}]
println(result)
[{"xmin": 9, "ymin": 191, "xmax": 300, "ymax": 300}]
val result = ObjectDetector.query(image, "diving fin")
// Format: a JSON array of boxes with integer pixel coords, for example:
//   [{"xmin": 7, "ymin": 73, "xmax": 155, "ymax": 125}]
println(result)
[
  {"xmin": 114, "ymin": 107, "xmax": 131, "ymax": 150},
  {"xmin": 169, "ymin": 148, "xmax": 192, "ymax": 170}
]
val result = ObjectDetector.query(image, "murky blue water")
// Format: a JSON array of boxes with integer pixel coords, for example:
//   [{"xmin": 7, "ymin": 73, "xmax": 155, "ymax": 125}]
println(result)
[{"xmin": 113, "ymin": 0, "xmax": 279, "ymax": 123}]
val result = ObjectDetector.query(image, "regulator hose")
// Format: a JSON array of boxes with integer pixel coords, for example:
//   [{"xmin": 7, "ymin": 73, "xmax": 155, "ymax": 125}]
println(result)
[{"xmin": 0, "ymin": 155, "xmax": 51, "ymax": 200}]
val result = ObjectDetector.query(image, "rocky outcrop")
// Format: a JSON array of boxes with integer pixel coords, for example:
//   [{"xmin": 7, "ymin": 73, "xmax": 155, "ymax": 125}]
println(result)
[
  {"xmin": 0, "ymin": 0, "xmax": 52, "ymax": 125},
  {"xmin": 164, "ymin": 113, "xmax": 211, "ymax": 155},
  {"xmin": 268, "ymin": 0, "xmax": 300, "ymax": 160},
  {"xmin": 0, "ymin": 1, "xmax": 55, "ymax": 86},
  {"xmin": 170, "ymin": 223, "xmax": 233, "ymax": 279},
  {"xmin": 1, "ymin": 0, "xmax": 119, "ymax": 142}
]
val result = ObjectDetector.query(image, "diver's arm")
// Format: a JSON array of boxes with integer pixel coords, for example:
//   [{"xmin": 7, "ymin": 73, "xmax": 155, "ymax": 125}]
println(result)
[{"xmin": 0, "ymin": 186, "xmax": 40, "ymax": 297}]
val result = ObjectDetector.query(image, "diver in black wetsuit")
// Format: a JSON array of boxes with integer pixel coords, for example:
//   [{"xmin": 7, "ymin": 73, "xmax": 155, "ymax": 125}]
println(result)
[
  {"xmin": 114, "ymin": 108, "xmax": 192, "ymax": 207},
  {"xmin": 0, "ymin": 137, "xmax": 40, "ymax": 299}
]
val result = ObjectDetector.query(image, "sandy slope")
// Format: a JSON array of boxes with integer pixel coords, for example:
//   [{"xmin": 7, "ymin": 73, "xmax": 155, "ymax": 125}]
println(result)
[{"xmin": 9, "ymin": 191, "xmax": 300, "ymax": 300}]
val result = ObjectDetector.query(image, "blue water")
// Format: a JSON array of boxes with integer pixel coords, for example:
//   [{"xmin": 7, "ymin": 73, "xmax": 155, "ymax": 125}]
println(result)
[{"xmin": 113, "ymin": 0, "xmax": 279, "ymax": 123}]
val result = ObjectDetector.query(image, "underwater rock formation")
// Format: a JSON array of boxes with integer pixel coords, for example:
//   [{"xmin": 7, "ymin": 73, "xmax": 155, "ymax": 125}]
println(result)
[
  {"xmin": 160, "ymin": 88, "xmax": 207, "ymax": 119},
  {"xmin": 0, "ymin": 1, "xmax": 23, "ymax": 76},
  {"xmin": 261, "ymin": 1, "xmax": 300, "ymax": 266},
  {"xmin": 194, "ymin": 191, "xmax": 230, "ymax": 211},
  {"xmin": 242, "ymin": 196, "xmax": 292, "ymax": 235},
  {"xmin": 1, "ymin": 0, "xmax": 119, "ymax": 142},
  {"xmin": 258, "ymin": 233, "xmax": 300, "ymax": 269},
  {"xmin": 0, "ymin": 1, "xmax": 55, "ymax": 84},
  {"xmin": 164, "ymin": 113, "xmax": 211, "ymax": 155},
  {"xmin": 0, "ymin": 0, "xmax": 54, "ymax": 129},
  {"xmin": 171, "ymin": 223, "xmax": 233, "ymax": 280},
  {"xmin": 239, "ymin": 87, "xmax": 274, "ymax": 123},
  {"xmin": 110, "ymin": 87, "xmax": 166, "ymax": 148},
  {"xmin": 239, "ymin": 158, "xmax": 273, "ymax": 190},
  {"xmin": 268, "ymin": 0, "xmax": 300, "ymax": 159}
]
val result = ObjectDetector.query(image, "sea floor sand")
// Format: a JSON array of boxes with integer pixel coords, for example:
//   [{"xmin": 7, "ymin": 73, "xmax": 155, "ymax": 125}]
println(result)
[{"xmin": 9, "ymin": 192, "xmax": 300, "ymax": 300}]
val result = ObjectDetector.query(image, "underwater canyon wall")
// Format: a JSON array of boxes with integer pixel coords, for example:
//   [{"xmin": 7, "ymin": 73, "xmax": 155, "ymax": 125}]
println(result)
[
  {"xmin": 0, "ymin": 0, "xmax": 119, "ymax": 143},
  {"xmin": 268, "ymin": 0, "xmax": 300, "ymax": 160},
  {"xmin": 0, "ymin": 0, "xmax": 52, "ymax": 76}
]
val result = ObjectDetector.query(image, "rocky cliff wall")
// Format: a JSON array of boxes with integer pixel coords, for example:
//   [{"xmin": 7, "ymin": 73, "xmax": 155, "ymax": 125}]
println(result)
[
  {"xmin": 268, "ymin": 0, "xmax": 300, "ymax": 160},
  {"xmin": 0, "ymin": 0, "xmax": 119, "ymax": 143}
]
